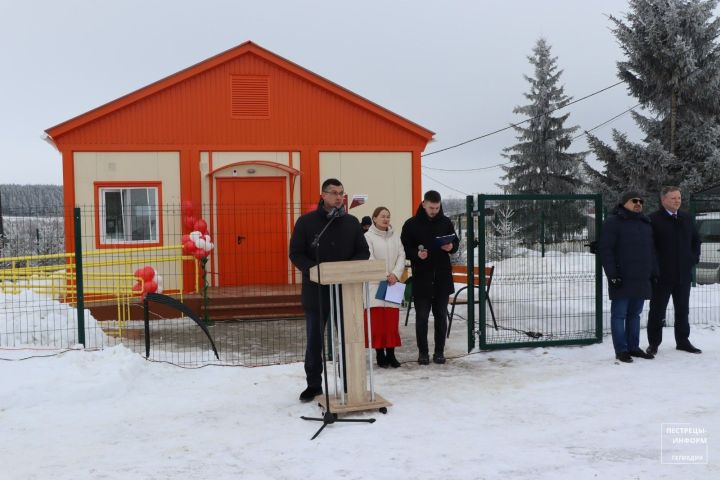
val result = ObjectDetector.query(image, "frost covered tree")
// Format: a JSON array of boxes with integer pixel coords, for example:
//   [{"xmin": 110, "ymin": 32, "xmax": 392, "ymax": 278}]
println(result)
[
  {"xmin": 586, "ymin": 0, "xmax": 720, "ymax": 202},
  {"xmin": 499, "ymin": 38, "xmax": 586, "ymax": 194},
  {"xmin": 488, "ymin": 204, "xmax": 521, "ymax": 261}
]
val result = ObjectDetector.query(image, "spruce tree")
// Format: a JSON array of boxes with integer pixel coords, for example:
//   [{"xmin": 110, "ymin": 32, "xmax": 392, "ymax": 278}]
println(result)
[
  {"xmin": 500, "ymin": 38, "xmax": 586, "ymax": 194},
  {"xmin": 500, "ymin": 38, "xmax": 587, "ymax": 246},
  {"xmin": 586, "ymin": 0, "xmax": 720, "ymax": 202}
]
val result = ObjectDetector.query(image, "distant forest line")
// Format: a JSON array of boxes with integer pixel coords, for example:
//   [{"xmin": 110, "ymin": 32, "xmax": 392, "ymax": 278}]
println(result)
[{"xmin": 0, "ymin": 184, "xmax": 63, "ymax": 214}]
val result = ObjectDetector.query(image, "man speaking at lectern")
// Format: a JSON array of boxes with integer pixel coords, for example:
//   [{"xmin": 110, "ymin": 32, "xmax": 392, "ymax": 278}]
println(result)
[{"xmin": 289, "ymin": 178, "xmax": 370, "ymax": 402}]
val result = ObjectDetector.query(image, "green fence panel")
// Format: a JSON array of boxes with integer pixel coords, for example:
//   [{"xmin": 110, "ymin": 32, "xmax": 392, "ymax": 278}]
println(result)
[{"xmin": 466, "ymin": 194, "xmax": 603, "ymax": 350}]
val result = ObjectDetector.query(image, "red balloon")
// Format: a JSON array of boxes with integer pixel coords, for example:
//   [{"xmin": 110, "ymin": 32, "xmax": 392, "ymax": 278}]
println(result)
[
  {"xmin": 143, "ymin": 280, "xmax": 158, "ymax": 293},
  {"xmin": 192, "ymin": 249, "xmax": 207, "ymax": 259},
  {"xmin": 193, "ymin": 218, "xmax": 208, "ymax": 235},
  {"xmin": 183, "ymin": 215, "xmax": 197, "ymax": 230},
  {"xmin": 181, "ymin": 200, "xmax": 194, "ymax": 217},
  {"xmin": 181, "ymin": 234, "xmax": 190, "ymax": 244},
  {"xmin": 132, "ymin": 281, "xmax": 142, "ymax": 292},
  {"xmin": 133, "ymin": 268, "xmax": 144, "ymax": 278},
  {"xmin": 183, "ymin": 240, "xmax": 196, "ymax": 254},
  {"xmin": 141, "ymin": 266, "xmax": 155, "ymax": 282}
]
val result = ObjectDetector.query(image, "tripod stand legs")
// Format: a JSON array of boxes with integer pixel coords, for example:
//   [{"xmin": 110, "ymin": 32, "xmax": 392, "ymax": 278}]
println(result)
[{"xmin": 301, "ymin": 406, "xmax": 376, "ymax": 440}]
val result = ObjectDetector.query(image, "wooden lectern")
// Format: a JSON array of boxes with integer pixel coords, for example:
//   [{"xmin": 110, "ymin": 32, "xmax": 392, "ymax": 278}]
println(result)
[{"xmin": 309, "ymin": 259, "xmax": 392, "ymax": 413}]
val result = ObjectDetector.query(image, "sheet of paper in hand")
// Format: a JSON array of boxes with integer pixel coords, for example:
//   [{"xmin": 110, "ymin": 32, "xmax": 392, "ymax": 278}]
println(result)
[
  {"xmin": 374, "ymin": 280, "xmax": 406, "ymax": 304},
  {"xmin": 434, "ymin": 234, "xmax": 457, "ymax": 248}
]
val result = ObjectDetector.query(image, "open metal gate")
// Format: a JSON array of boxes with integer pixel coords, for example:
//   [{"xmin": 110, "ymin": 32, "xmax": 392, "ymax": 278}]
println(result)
[{"xmin": 464, "ymin": 194, "xmax": 603, "ymax": 350}]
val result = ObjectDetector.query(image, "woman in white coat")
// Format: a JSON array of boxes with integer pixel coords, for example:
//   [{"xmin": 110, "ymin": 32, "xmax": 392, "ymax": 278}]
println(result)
[{"xmin": 364, "ymin": 206, "xmax": 406, "ymax": 368}]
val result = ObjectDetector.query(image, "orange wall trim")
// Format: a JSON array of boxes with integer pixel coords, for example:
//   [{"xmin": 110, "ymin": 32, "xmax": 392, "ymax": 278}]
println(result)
[
  {"xmin": 92, "ymin": 181, "xmax": 164, "ymax": 249},
  {"xmin": 62, "ymin": 149, "xmax": 76, "ymax": 254}
]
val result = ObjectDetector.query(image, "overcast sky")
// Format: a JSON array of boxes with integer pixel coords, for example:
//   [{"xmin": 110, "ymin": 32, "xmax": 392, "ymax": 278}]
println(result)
[{"xmin": 0, "ymin": 0, "xmax": 645, "ymax": 198}]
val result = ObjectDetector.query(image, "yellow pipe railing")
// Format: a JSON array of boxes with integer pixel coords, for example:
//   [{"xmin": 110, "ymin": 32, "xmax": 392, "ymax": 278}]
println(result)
[{"xmin": 1, "ymin": 246, "xmax": 199, "ymax": 334}]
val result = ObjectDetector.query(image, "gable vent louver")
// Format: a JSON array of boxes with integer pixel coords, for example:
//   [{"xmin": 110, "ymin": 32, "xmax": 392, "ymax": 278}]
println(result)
[{"xmin": 231, "ymin": 75, "xmax": 269, "ymax": 118}]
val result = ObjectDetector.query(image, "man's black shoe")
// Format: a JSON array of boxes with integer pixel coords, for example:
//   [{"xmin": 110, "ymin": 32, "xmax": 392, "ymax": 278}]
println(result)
[
  {"xmin": 615, "ymin": 352, "xmax": 633, "ymax": 363},
  {"xmin": 432, "ymin": 354, "xmax": 446, "ymax": 364},
  {"xmin": 418, "ymin": 354, "xmax": 430, "ymax": 365},
  {"xmin": 630, "ymin": 349, "xmax": 654, "ymax": 359},
  {"xmin": 676, "ymin": 343, "xmax": 702, "ymax": 354},
  {"xmin": 299, "ymin": 385, "xmax": 323, "ymax": 402},
  {"xmin": 646, "ymin": 345, "xmax": 658, "ymax": 356}
]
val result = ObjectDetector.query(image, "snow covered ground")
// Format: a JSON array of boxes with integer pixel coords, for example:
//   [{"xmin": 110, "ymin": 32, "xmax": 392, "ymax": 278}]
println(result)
[
  {"xmin": 1, "ymin": 323, "xmax": 718, "ymax": 479},
  {"xmin": 1, "ymin": 249, "xmax": 719, "ymax": 478}
]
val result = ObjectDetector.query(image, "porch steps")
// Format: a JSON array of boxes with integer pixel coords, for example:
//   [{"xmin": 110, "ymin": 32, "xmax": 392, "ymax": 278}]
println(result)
[
  {"xmin": 186, "ymin": 285, "xmax": 305, "ymax": 321},
  {"xmin": 204, "ymin": 301, "xmax": 305, "ymax": 321},
  {"xmin": 88, "ymin": 285, "xmax": 305, "ymax": 321}
]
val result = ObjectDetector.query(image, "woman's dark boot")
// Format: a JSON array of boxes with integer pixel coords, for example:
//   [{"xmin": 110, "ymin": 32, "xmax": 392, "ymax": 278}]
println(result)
[
  {"xmin": 386, "ymin": 348, "xmax": 401, "ymax": 368},
  {"xmin": 376, "ymin": 349, "xmax": 389, "ymax": 368}
]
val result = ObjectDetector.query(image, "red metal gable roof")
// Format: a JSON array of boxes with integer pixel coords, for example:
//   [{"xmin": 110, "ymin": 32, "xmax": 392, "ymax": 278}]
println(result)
[{"xmin": 45, "ymin": 41, "xmax": 434, "ymax": 145}]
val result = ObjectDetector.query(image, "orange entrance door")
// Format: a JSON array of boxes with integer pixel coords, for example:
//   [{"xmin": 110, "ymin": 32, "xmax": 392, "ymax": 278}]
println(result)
[{"xmin": 216, "ymin": 177, "xmax": 288, "ymax": 285}]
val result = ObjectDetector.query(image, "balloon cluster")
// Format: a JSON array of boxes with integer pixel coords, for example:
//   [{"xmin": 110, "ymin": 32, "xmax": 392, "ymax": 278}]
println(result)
[
  {"xmin": 132, "ymin": 265, "xmax": 163, "ymax": 297},
  {"xmin": 181, "ymin": 200, "xmax": 214, "ymax": 259}
]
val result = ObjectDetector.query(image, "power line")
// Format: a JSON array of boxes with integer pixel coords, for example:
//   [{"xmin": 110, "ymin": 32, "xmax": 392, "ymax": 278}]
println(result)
[
  {"xmin": 571, "ymin": 103, "xmax": 641, "ymax": 141},
  {"xmin": 421, "ymin": 80, "xmax": 624, "ymax": 158},
  {"xmin": 423, "ymin": 102, "xmax": 640, "ymax": 173},
  {"xmin": 421, "ymin": 172, "xmax": 470, "ymax": 196},
  {"xmin": 424, "ymin": 162, "xmax": 508, "ymax": 172}
]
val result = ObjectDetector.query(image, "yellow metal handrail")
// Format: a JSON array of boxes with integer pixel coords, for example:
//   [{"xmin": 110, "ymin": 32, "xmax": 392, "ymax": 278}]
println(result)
[{"xmin": 1, "ymin": 245, "xmax": 199, "ymax": 334}]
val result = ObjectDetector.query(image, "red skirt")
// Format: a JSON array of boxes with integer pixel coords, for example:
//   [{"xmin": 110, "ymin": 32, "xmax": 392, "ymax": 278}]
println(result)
[{"xmin": 363, "ymin": 307, "xmax": 401, "ymax": 349}]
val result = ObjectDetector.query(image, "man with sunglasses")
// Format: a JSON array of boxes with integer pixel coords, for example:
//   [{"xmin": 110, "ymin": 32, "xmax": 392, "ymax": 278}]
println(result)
[
  {"xmin": 599, "ymin": 191, "xmax": 658, "ymax": 363},
  {"xmin": 289, "ymin": 178, "xmax": 370, "ymax": 402},
  {"xmin": 646, "ymin": 186, "xmax": 702, "ymax": 355}
]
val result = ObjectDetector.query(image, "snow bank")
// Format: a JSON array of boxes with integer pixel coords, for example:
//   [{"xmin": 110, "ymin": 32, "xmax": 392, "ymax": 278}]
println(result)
[{"xmin": 0, "ymin": 290, "xmax": 108, "ymax": 348}]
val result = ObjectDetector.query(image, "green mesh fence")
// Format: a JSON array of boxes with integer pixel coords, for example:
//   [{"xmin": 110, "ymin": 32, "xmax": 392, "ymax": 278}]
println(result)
[{"xmin": 464, "ymin": 194, "xmax": 603, "ymax": 350}]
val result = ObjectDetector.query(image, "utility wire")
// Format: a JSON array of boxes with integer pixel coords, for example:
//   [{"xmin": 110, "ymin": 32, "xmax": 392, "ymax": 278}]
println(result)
[
  {"xmin": 571, "ymin": 103, "xmax": 641, "ymax": 141},
  {"xmin": 423, "ymin": 102, "xmax": 640, "ymax": 173},
  {"xmin": 421, "ymin": 80, "xmax": 624, "ymax": 158},
  {"xmin": 421, "ymin": 172, "xmax": 470, "ymax": 196}
]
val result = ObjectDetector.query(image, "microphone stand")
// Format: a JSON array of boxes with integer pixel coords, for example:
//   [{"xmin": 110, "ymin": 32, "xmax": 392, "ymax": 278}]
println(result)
[{"xmin": 301, "ymin": 207, "xmax": 376, "ymax": 440}]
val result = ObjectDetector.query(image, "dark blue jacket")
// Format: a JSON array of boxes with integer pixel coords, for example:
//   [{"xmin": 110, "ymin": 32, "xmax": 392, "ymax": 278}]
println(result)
[
  {"xmin": 648, "ymin": 209, "xmax": 701, "ymax": 286},
  {"xmin": 289, "ymin": 201, "xmax": 370, "ymax": 311},
  {"xmin": 400, "ymin": 203, "xmax": 459, "ymax": 299},
  {"xmin": 599, "ymin": 205, "xmax": 658, "ymax": 300}
]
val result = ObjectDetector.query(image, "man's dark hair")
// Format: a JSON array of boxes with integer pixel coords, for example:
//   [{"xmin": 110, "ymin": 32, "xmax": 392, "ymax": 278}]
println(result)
[
  {"xmin": 660, "ymin": 186, "xmax": 681, "ymax": 198},
  {"xmin": 321, "ymin": 178, "xmax": 343, "ymax": 192},
  {"xmin": 423, "ymin": 190, "xmax": 442, "ymax": 203}
]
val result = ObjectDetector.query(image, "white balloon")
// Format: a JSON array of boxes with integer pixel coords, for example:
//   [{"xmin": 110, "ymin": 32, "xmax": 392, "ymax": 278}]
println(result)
[
  {"xmin": 189, "ymin": 231, "xmax": 202, "ymax": 242},
  {"xmin": 195, "ymin": 238, "xmax": 208, "ymax": 250},
  {"xmin": 156, "ymin": 275, "xmax": 164, "ymax": 294}
]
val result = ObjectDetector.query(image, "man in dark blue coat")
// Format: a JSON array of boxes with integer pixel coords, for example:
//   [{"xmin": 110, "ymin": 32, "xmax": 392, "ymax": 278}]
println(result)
[
  {"xmin": 289, "ymin": 178, "xmax": 370, "ymax": 402},
  {"xmin": 646, "ymin": 186, "xmax": 702, "ymax": 355},
  {"xmin": 400, "ymin": 190, "xmax": 459, "ymax": 365},
  {"xmin": 599, "ymin": 191, "xmax": 658, "ymax": 363}
]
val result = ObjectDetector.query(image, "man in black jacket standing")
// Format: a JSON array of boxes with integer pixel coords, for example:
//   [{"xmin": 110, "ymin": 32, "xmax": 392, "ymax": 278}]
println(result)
[
  {"xmin": 599, "ymin": 191, "xmax": 658, "ymax": 363},
  {"xmin": 401, "ymin": 190, "xmax": 459, "ymax": 365},
  {"xmin": 647, "ymin": 186, "xmax": 702, "ymax": 355},
  {"xmin": 289, "ymin": 178, "xmax": 370, "ymax": 402}
]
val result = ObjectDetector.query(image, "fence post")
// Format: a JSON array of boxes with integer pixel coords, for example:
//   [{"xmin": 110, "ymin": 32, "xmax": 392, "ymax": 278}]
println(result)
[
  {"xmin": 477, "ymin": 194, "xmax": 486, "ymax": 349},
  {"xmin": 594, "ymin": 195, "xmax": 603, "ymax": 342},
  {"xmin": 465, "ymin": 195, "xmax": 475, "ymax": 352},
  {"xmin": 540, "ymin": 210, "xmax": 546, "ymax": 257},
  {"xmin": 73, "ymin": 207, "xmax": 86, "ymax": 347}
]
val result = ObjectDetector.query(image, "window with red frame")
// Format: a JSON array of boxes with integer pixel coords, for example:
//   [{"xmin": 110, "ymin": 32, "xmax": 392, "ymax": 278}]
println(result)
[{"xmin": 99, "ymin": 186, "xmax": 159, "ymax": 244}]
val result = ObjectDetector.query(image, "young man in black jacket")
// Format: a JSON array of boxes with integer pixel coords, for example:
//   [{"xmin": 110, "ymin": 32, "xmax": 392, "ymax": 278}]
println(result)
[
  {"xmin": 401, "ymin": 190, "xmax": 459, "ymax": 365},
  {"xmin": 289, "ymin": 178, "xmax": 370, "ymax": 402},
  {"xmin": 647, "ymin": 186, "xmax": 702, "ymax": 355}
]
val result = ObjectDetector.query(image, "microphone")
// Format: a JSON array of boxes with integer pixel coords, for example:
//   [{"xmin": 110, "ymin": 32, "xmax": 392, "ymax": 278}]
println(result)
[{"xmin": 326, "ymin": 205, "xmax": 346, "ymax": 219}]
